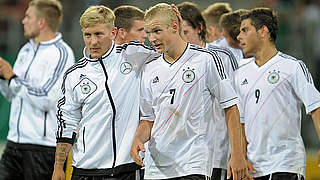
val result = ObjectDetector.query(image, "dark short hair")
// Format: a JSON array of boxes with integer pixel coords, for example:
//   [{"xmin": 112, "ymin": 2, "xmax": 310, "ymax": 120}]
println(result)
[
  {"xmin": 240, "ymin": 7, "xmax": 278, "ymax": 43},
  {"xmin": 220, "ymin": 9, "xmax": 249, "ymax": 42},
  {"xmin": 114, "ymin": 5, "xmax": 144, "ymax": 31},
  {"xmin": 177, "ymin": 2, "xmax": 207, "ymax": 42}
]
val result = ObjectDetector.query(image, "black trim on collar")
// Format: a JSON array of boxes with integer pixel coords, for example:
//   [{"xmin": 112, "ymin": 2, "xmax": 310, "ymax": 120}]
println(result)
[
  {"xmin": 163, "ymin": 43, "xmax": 188, "ymax": 66},
  {"xmin": 86, "ymin": 43, "xmax": 115, "ymax": 62}
]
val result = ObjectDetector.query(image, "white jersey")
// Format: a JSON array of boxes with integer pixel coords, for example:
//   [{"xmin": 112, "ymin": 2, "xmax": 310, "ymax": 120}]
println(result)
[
  {"xmin": 140, "ymin": 44, "xmax": 239, "ymax": 179},
  {"xmin": 233, "ymin": 52, "xmax": 320, "ymax": 178},
  {"xmin": 212, "ymin": 37, "xmax": 244, "ymax": 65},
  {"xmin": 206, "ymin": 43, "xmax": 238, "ymax": 169},
  {"xmin": 0, "ymin": 33, "xmax": 75, "ymax": 147},
  {"xmin": 57, "ymin": 41, "xmax": 159, "ymax": 172}
]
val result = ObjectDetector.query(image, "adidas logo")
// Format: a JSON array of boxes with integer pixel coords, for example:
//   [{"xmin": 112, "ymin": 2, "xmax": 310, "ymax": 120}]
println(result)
[
  {"xmin": 80, "ymin": 74, "xmax": 86, "ymax": 80},
  {"xmin": 152, "ymin": 76, "xmax": 159, "ymax": 83},
  {"xmin": 241, "ymin": 78, "xmax": 248, "ymax": 85}
]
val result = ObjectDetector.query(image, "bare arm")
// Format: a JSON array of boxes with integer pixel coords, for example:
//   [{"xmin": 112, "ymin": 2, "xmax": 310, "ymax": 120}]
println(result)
[
  {"xmin": 240, "ymin": 124, "xmax": 247, "ymax": 158},
  {"xmin": 311, "ymin": 107, "xmax": 320, "ymax": 167},
  {"xmin": 52, "ymin": 143, "xmax": 72, "ymax": 180},
  {"xmin": 241, "ymin": 123, "xmax": 256, "ymax": 176},
  {"xmin": 130, "ymin": 120, "xmax": 153, "ymax": 167},
  {"xmin": 224, "ymin": 105, "xmax": 250, "ymax": 180}
]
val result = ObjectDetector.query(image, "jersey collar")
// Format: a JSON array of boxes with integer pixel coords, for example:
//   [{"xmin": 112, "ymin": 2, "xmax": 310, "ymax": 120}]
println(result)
[{"xmin": 83, "ymin": 41, "xmax": 115, "ymax": 62}]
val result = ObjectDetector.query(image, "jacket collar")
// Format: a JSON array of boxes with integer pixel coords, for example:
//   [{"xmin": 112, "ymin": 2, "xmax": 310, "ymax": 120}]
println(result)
[
  {"xmin": 29, "ymin": 32, "xmax": 62, "ymax": 48},
  {"xmin": 83, "ymin": 41, "xmax": 115, "ymax": 62}
]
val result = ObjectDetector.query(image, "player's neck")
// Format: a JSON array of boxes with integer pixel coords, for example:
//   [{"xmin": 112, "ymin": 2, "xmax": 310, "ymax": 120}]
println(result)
[
  {"xmin": 114, "ymin": 37, "xmax": 125, "ymax": 45},
  {"xmin": 34, "ymin": 30, "xmax": 56, "ymax": 47},
  {"xmin": 255, "ymin": 43, "xmax": 277, "ymax": 67},
  {"xmin": 164, "ymin": 39, "xmax": 188, "ymax": 64}
]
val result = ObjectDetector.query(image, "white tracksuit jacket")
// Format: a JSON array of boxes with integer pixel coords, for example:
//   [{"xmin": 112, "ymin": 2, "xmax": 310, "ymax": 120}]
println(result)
[
  {"xmin": 56, "ymin": 41, "xmax": 159, "ymax": 173},
  {"xmin": 0, "ymin": 33, "xmax": 75, "ymax": 147}
]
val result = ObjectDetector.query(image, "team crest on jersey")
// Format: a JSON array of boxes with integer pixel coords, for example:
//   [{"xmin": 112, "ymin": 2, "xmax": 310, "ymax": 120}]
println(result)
[
  {"xmin": 17, "ymin": 49, "xmax": 29, "ymax": 65},
  {"xmin": 182, "ymin": 67, "xmax": 195, "ymax": 83},
  {"xmin": 81, "ymin": 83, "xmax": 91, "ymax": 94},
  {"xmin": 78, "ymin": 78, "xmax": 97, "ymax": 95},
  {"xmin": 267, "ymin": 70, "xmax": 280, "ymax": 84},
  {"xmin": 120, "ymin": 62, "xmax": 133, "ymax": 74}
]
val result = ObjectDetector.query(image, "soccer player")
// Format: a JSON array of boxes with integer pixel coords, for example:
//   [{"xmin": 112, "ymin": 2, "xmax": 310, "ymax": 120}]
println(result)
[
  {"xmin": 52, "ymin": 5, "xmax": 159, "ymax": 180},
  {"xmin": 202, "ymin": 2, "xmax": 232, "ymax": 44},
  {"xmin": 130, "ymin": 3, "xmax": 247, "ymax": 180},
  {"xmin": 114, "ymin": 5, "xmax": 147, "ymax": 45},
  {"xmin": 203, "ymin": 3, "xmax": 244, "ymax": 64},
  {"xmin": 0, "ymin": 0, "xmax": 75, "ymax": 179},
  {"xmin": 177, "ymin": 2, "xmax": 239, "ymax": 179},
  {"xmin": 220, "ymin": 9, "xmax": 251, "ymax": 63},
  {"xmin": 235, "ymin": 7, "xmax": 320, "ymax": 179}
]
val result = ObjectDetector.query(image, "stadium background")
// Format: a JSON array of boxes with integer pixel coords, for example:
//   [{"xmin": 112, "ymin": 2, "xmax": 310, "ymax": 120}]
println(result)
[{"xmin": 0, "ymin": 0, "xmax": 319, "ymax": 179}]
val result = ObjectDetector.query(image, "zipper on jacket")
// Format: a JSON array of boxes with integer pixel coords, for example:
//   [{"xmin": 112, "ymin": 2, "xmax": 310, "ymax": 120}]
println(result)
[
  {"xmin": 43, "ymin": 112, "xmax": 47, "ymax": 137},
  {"xmin": 16, "ymin": 99, "xmax": 23, "ymax": 142},
  {"xmin": 83, "ymin": 127, "xmax": 86, "ymax": 153},
  {"xmin": 98, "ymin": 58, "xmax": 117, "ymax": 168},
  {"xmin": 16, "ymin": 47, "xmax": 39, "ymax": 142}
]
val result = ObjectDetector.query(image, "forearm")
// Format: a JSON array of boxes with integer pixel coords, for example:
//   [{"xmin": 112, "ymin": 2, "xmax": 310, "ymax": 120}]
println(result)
[
  {"xmin": 225, "ymin": 105, "xmax": 243, "ymax": 155},
  {"xmin": 10, "ymin": 77, "xmax": 62, "ymax": 111},
  {"xmin": 312, "ymin": 108, "xmax": 320, "ymax": 141},
  {"xmin": 54, "ymin": 142, "xmax": 72, "ymax": 169},
  {"xmin": 135, "ymin": 120, "xmax": 153, "ymax": 143},
  {"xmin": 241, "ymin": 124, "xmax": 248, "ymax": 157}
]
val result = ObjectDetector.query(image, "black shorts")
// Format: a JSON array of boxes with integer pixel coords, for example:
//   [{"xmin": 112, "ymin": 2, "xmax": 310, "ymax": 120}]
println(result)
[
  {"xmin": 71, "ymin": 168, "xmax": 144, "ymax": 180},
  {"xmin": 0, "ymin": 141, "xmax": 56, "ymax": 180},
  {"xmin": 211, "ymin": 168, "xmax": 227, "ymax": 180},
  {"xmin": 254, "ymin": 172, "xmax": 304, "ymax": 180},
  {"xmin": 158, "ymin": 174, "xmax": 209, "ymax": 180}
]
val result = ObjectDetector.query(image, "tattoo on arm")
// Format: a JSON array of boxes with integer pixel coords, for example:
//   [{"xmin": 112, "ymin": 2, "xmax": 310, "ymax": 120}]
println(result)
[{"xmin": 54, "ymin": 143, "xmax": 72, "ymax": 167}]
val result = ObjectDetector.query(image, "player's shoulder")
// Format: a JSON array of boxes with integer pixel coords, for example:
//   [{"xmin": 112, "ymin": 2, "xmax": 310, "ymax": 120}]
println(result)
[
  {"xmin": 236, "ymin": 57, "xmax": 254, "ymax": 70},
  {"xmin": 57, "ymin": 38, "xmax": 74, "ymax": 54},
  {"xmin": 189, "ymin": 43, "xmax": 220, "ymax": 60},
  {"xmin": 207, "ymin": 44, "xmax": 232, "ymax": 54},
  {"xmin": 276, "ymin": 51, "xmax": 304, "ymax": 68},
  {"xmin": 115, "ymin": 40, "xmax": 155, "ymax": 53},
  {"xmin": 63, "ymin": 57, "xmax": 88, "ymax": 78}
]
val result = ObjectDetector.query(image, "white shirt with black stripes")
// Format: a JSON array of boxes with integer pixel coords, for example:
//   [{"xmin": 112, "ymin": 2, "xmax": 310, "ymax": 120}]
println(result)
[
  {"xmin": 206, "ymin": 43, "xmax": 238, "ymax": 170},
  {"xmin": 233, "ymin": 52, "xmax": 320, "ymax": 178},
  {"xmin": 0, "ymin": 33, "xmax": 75, "ymax": 147},
  {"xmin": 140, "ymin": 43, "xmax": 239, "ymax": 179},
  {"xmin": 56, "ymin": 41, "xmax": 159, "ymax": 170}
]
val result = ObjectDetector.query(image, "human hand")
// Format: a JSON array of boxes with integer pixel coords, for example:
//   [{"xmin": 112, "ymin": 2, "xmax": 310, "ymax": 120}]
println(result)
[
  {"xmin": 51, "ymin": 166, "xmax": 66, "ymax": 180},
  {"xmin": 171, "ymin": 4, "xmax": 187, "ymax": 41},
  {"xmin": 130, "ymin": 138, "xmax": 145, "ymax": 167},
  {"xmin": 245, "ymin": 160, "xmax": 256, "ymax": 180},
  {"xmin": 0, "ymin": 57, "xmax": 14, "ymax": 80},
  {"xmin": 227, "ymin": 153, "xmax": 251, "ymax": 180}
]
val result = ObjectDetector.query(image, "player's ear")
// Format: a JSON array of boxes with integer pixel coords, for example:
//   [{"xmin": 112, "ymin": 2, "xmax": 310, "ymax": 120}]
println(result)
[
  {"xmin": 117, "ymin": 28, "xmax": 127, "ymax": 39},
  {"xmin": 111, "ymin": 27, "xmax": 117, "ymax": 40},
  {"xmin": 39, "ymin": 17, "xmax": 46, "ymax": 29},
  {"xmin": 258, "ymin": 25, "xmax": 269, "ymax": 39},
  {"xmin": 171, "ymin": 20, "xmax": 179, "ymax": 33}
]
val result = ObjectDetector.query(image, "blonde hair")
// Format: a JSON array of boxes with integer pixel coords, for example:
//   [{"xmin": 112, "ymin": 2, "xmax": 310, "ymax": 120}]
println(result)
[
  {"xmin": 144, "ymin": 3, "xmax": 178, "ymax": 26},
  {"xmin": 29, "ymin": 0, "xmax": 63, "ymax": 32},
  {"xmin": 80, "ymin": 5, "xmax": 115, "ymax": 29},
  {"xmin": 202, "ymin": 2, "xmax": 232, "ymax": 32}
]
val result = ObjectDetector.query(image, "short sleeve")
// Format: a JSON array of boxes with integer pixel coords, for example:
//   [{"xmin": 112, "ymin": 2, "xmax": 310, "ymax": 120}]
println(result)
[
  {"xmin": 207, "ymin": 52, "xmax": 238, "ymax": 109},
  {"xmin": 293, "ymin": 60, "xmax": 320, "ymax": 114},
  {"xmin": 140, "ymin": 69, "xmax": 155, "ymax": 121}
]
